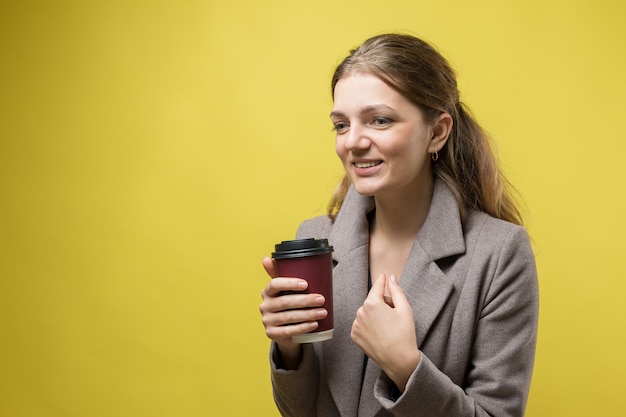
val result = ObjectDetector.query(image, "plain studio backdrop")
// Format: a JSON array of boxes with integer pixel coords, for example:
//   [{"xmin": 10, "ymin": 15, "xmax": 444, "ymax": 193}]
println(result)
[{"xmin": 1, "ymin": 1, "xmax": 625, "ymax": 416}]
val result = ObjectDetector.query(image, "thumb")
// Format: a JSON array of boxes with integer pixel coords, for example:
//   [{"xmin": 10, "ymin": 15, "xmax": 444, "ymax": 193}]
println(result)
[{"xmin": 262, "ymin": 257, "xmax": 278, "ymax": 278}]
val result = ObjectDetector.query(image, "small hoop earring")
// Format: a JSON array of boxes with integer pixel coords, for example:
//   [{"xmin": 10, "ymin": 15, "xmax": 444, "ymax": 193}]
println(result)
[{"xmin": 431, "ymin": 151, "xmax": 439, "ymax": 161}]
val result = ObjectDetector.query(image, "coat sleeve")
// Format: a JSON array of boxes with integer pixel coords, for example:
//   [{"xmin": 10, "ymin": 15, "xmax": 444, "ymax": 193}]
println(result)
[
  {"xmin": 374, "ymin": 226, "xmax": 539, "ymax": 417},
  {"xmin": 270, "ymin": 343, "xmax": 320, "ymax": 417}
]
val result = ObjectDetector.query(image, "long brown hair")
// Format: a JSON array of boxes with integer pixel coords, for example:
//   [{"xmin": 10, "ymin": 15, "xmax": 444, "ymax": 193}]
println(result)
[{"xmin": 327, "ymin": 33, "xmax": 523, "ymax": 226}]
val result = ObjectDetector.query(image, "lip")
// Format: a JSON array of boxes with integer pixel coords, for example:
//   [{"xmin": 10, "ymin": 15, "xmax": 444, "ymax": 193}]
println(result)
[{"xmin": 351, "ymin": 159, "xmax": 383, "ymax": 175}]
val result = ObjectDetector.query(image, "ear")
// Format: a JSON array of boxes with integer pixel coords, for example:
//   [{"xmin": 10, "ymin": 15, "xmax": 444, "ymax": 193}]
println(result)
[{"xmin": 428, "ymin": 112, "xmax": 452, "ymax": 153}]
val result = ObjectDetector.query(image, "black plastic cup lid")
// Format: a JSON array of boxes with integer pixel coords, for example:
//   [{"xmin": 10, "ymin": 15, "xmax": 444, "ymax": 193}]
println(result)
[{"xmin": 272, "ymin": 238, "xmax": 334, "ymax": 259}]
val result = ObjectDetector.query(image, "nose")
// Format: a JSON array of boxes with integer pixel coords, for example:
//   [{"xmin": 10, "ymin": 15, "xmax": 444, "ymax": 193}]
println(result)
[{"xmin": 342, "ymin": 123, "xmax": 370, "ymax": 151}]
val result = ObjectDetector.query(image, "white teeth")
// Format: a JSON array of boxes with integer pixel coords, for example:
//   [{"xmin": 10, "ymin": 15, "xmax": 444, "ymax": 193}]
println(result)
[{"xmin": 354, "ymin": 161, "xmax": 381, "ymax": 168}]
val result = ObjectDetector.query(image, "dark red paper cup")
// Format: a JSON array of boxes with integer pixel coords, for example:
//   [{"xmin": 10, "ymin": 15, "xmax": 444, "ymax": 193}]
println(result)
[{"xmin": 272, "ymin": 238, "xmax": 334, "ymax": 343}]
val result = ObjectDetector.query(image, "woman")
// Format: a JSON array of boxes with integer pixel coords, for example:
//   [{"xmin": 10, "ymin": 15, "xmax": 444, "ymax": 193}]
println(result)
[{"xmin": 259, "ymin": 33, "xmax": 538, "ymax": 417}]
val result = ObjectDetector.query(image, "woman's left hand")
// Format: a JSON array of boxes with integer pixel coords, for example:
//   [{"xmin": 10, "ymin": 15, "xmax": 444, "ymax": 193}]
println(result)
[{"xmin": 351, "ymin": 273, "xmax": 421, "ymax": 392}]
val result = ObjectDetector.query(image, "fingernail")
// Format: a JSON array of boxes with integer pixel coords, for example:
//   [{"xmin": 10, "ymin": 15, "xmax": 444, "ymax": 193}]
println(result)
[
  {"xmin": 317, "ymin": 309, "xmax": 327, "ymax": 318},
  {"xmin": 390, "ymin": 274, "xmax": 397, "ymax": 284},
  {"xmin": 297, "ymin": 281, "xmax": 308, "ymax": 290}
]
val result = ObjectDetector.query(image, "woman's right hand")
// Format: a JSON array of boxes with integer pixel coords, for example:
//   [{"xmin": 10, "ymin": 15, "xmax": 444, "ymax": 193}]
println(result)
[{"xmin": 259, "ymin": 257, "xmax": 328, "ymax": 369}]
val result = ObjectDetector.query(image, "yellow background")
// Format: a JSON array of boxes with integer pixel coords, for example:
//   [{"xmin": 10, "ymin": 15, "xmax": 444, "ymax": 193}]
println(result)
[{"xmin": 1, "ymin": 0, "xmax": 625, "ymax": 416}]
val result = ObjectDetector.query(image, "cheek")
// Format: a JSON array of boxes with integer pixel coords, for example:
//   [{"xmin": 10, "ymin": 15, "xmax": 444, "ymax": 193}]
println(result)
[
  {"xmin": 383, "ymin": 137, "xmax": 427, "ymax": 168},
  {"xmin": 335, "ymin": 139, "xmax": 346, "ymax": 160}
]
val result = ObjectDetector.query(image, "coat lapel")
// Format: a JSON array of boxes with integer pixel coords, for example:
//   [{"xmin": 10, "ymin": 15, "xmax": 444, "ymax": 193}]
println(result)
[
  {"xmin": 322, "ymin": 178, "xmax": 466, "ymax": 416},
  {"xmin": 323, "ymin": 186, "xmax": 373, "ymax": 417},
  {"xmin": 401, "ymin": 178, "xmax": 465, "ymax": 345}
]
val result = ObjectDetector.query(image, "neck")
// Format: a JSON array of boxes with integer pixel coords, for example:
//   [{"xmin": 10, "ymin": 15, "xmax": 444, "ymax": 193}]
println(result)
[{"xmin": 371, "ymin": 177, "xmax": 434, "ymax": 242}]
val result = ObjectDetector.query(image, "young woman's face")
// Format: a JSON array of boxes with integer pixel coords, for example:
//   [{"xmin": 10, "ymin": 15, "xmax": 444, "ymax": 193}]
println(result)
[{"xmin": 331, "ymin": 72, "xmax": 436, "ymax": 199}]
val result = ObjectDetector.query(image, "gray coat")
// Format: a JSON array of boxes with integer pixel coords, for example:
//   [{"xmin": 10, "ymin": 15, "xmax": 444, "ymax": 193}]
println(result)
[{"xmin": 270, "ymin": 178, "xmax": 539, "ymax": 417}]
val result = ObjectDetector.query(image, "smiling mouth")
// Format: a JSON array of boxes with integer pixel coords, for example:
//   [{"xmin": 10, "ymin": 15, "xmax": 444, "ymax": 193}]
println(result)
[{"xmin": 354, "ymin": 161, "xmax": 382, "ymax": 168}]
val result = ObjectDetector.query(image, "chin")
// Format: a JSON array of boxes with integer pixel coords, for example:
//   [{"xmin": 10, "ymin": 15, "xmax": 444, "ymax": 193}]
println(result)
[{"xmin": 351, "ymin": 182, "xmax": 379, "ymax": 197}]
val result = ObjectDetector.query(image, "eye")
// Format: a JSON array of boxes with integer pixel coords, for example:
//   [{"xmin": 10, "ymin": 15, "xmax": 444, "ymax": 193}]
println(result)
[
  {"xmin": 332, "ymin": 121, "xmax": 349, "ymax": 133},
  {"xmin": 372, "ymin": 117, "xmax": 392, "ymax": 127}
]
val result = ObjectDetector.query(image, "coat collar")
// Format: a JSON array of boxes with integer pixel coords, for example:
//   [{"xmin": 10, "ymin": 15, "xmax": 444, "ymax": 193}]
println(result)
[
  {"xmin": 323, "ymin": 177, "xmax": 466, "ymax": 416},
  {"xmin": 329, "ymin": 177, "xmax": 466, "ymax": 264}
]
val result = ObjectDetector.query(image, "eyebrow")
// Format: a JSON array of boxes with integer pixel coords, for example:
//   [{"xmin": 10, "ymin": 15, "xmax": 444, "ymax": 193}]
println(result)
[{"xmin": 330, "ymin": 104, "xmax": 396, "ymax": 119}]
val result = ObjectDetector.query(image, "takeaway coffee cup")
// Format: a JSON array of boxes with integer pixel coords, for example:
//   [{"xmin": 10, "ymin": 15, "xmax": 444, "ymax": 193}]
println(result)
[{"xmin": 272, "ymin": 238, "xmax": 334, "ymax": 343}]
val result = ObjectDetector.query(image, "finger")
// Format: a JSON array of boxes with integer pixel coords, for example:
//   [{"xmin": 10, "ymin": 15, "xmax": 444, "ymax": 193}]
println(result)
[
  {"xmin": 263, "ymin": 277, "xmax": 308, "ymax": 297},
  {"xmin": 371, "ymin": 272, "xmax": 386, "ymax": 298},
  {"xmin": 260, "ymin": 292, "xmax": 325, "ymax": 327},
  {"xmin": 383, "ymin": 275, "xmax": 394, "ymax": 307},
  {"xmin": 262, "ymin": 257, "xmax": 278, "ymax": 278},
  {"xmin": 273, "ymin": 292, "xmax": 325, "ymax": 313},
  {"xmin": 267, "ymin": 304, "xmax": 328, "ymax": 327},
  {"xmin": 266, "ymin": 320, "xmax": 320, "ymax": 340},
  {"xmin": 365, "ymin": 272, "xmax": 386, "ymax": 305},
  {"xmin": 387, "ymin": 274, "xmax": 409, "ymax": 309}
]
